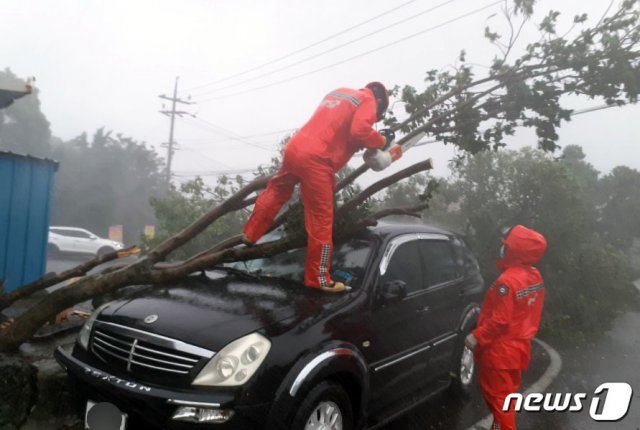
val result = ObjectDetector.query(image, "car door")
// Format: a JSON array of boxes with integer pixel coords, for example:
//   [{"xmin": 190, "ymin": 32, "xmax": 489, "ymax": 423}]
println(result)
[
  {"xmin": 417, "ymin": 238, "xmax": 465, "ymax": 380},
  {"xmin": 74, "ymin": 230, "xmax": 95, "ymax": 253},
  {"xmin": 51, "ymin": 228, "xmax": 74, "ymax": 252},
  {"xmin": 368, "ymin": 235, "xmax": 437, "ymax": 408}
]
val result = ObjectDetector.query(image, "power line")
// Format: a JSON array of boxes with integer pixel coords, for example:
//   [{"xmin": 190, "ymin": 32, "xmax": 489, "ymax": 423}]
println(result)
[
  {"xmin": 181, "ymin": 139, "xmax": 279, "ymax": 148},
  {"xmin": 190, "ymin": 116, "xmax": 274, "ymax": 151},
  {"xmin": 175, "ymin": 104, "xmax": 626, "ymax": 177},
  {"xmin": 226, "ymin": 127, "xmax": 297, "ymax": 139},
  {"xmin": 572, "ymin": 103, "xmax": 620, "ymax": 115},
  {"xmin": 173, "ymin": 168, "xmax": 257, "ymax": 177},
  {"xmin": 195, "ymin": 0, "xmax": 502, "ymax": 103},
  {"xmin": 179, "ymin": 127, "xmax": 297, "ymax": 145},
  {"xmin": 179, "ymin": 147, "xmax": 233, "ymax": 170},
  {"xmin": 181, "ymin": 116, "xmax": 275, "ymax": 152},
  {"xmin": 184, "ymin": 0, "xmax": 421, "ymax": 93},
  {"xmin": 409, "ymin": 103, "xmax": 625, "ymax": 148},
  {"xmin": 192, "ymin": 0, "xmax": 457, "ymax": 98}
]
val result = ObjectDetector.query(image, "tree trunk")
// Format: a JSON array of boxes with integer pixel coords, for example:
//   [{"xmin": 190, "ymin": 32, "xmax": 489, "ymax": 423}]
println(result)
[{"xmin": 0, "ymin": 246, "xmax": 139, "ymax": 312}]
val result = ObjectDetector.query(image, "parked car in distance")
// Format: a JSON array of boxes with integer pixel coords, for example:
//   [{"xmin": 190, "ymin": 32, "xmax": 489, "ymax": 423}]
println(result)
[
  {"xmin": 48, "ymin": 226, "xmax": 124, "ymax": 257},
  {"xmin": 55, "ymin": 223, "xmax": 486, "ymax": 430}
]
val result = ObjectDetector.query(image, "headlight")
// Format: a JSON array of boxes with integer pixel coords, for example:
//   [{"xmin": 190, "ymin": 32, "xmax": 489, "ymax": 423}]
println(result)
[
  {"xmin": 77, "ymin": 303, "xmax": 111, "ymax": 350},
  {"xmin": 192, "ymin": 333, "xmax": 271, "ymax": 387}
]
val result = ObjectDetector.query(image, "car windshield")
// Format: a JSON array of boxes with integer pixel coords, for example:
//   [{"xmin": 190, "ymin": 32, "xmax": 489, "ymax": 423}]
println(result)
[{"xmin": 226, "ymin": 237, "xmax": 372, "ymax": 289}]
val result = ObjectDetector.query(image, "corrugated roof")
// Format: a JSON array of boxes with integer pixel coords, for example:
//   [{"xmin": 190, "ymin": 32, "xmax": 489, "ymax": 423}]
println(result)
[{"xmin": 0, "ymin": 150, "xmax": 59, "ymax": 168}]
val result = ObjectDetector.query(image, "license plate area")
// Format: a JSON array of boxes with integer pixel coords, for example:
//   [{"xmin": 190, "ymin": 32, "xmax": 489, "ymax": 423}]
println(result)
[{"xmin": 85, "ymin": 400, "xmax": 128, "ymax": 430}]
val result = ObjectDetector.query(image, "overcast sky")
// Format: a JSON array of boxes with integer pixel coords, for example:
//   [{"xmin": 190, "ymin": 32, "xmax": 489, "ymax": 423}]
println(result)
[{"xmin": 3, "ymin": 0, "xmax": 638, "ymax": 184}]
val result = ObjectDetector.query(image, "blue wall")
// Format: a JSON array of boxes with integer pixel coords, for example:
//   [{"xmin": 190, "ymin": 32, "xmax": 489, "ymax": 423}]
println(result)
[{"xmin": 0, "ymin": 152, "xmax": 58, "ymax": 292}]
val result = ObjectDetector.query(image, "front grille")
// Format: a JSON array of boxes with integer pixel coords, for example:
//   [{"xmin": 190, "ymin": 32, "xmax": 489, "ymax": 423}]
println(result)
[{"xmin": 90, "ymin": 321, "xmax": 214, "ymax": 380}]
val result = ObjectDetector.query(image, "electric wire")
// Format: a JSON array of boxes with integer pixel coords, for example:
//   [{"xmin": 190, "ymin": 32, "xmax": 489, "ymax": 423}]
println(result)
[
  {"xmin": 184, "ymin": 0, "xmax": 422, "ymax": 92},
  {"xmin": 179, "ymin": 147, "xmax": 233, "ymax": 170},
  {"xmin": 180, "ymin": 116, "xmax": 274, "ymax": 151},
  {"xmin": 179, "ymin": 127, "xmax": 296, "ymax": 145},
  {"xmin": 176, "ymin": 103, "xmax": 626, "ymax": 176},
  {"xmin": 194, "ymin": 0, "xmax": 502, "ymax": 103},
  {"xmin": 192, "ymin": 0, "xmax": 457, "ymax": 97}
]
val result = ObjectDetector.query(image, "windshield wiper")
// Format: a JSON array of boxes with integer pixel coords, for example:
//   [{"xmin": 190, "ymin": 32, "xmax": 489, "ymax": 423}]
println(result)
[
  {"xmin": 209, "ymin": 265, "xmax": 263, "ymax": 281},
  {"xmin": 208, "ymin": 266, "xmax": 302, "ymax": 286},
  {"xmin": 248, "ymin": 269, "xmax": 302, "ymax": 286}
]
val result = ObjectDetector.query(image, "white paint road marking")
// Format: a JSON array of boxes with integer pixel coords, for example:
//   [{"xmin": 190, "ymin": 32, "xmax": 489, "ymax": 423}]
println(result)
[{"xmin": 466, "ymin": 338, "xmax": 563, "ymax": 430}]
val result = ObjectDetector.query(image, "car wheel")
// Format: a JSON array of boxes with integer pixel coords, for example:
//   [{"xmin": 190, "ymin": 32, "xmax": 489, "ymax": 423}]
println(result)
[
  {"xmin": 290, "ymin": 381, "xmax": 353, "ymax": 430},
  {"xmin": 449, "ymin": 331, "xmax": 476, "ymax": 400},
  {"xmin": 47, "ymin": 243, "xmax": 60, "ymax": 257},
  {"xmin": 97, "ymin": 246, "xmax": 115, "ymax": 256}
]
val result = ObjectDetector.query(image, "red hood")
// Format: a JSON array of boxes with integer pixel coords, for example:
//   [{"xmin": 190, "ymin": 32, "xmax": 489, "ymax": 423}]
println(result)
[{"xmin": 497, "ymin": 225, "xmax": 547, "ymax": 271}]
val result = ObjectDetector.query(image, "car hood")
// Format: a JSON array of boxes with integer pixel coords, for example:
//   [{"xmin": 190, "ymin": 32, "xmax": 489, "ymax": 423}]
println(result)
[{"xmin": 97, "ymin": 271, "xmax": 351, "ymax": 351}]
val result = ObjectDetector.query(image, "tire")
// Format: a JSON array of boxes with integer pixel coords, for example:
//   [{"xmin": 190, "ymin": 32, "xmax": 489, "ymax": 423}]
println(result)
[
  {"xmin": 449, "ymin": 328, "xmax": 477, "ymax": 400},
  {"xmin": 290, "ymin": 381, "xmax": 353, "ymax": 430},
  {"xmin": 97, "ymin": 246, "xmax": 115, "ymax": 256},
  {"xmin": 47, "ymin": 243, "xmax": 60, "ymax": 257}
]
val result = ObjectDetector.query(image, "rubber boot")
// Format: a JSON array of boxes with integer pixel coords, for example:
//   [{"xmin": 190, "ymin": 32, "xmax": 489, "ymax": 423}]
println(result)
[{"xmin": 319, "ymin": 282, "xmax": 350, "ymax": 293}]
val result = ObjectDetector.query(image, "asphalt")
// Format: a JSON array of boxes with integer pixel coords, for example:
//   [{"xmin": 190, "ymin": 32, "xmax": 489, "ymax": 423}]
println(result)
[
  {"xmin": 520, "ymin": 310, "xmax": 640, "ymax": 430},
  {"xmin": 45, "ymin": 253, "xmax": 139, "ymax": 291},
  {"xmin": 379, "ymin": 340, "xmax": 550, "ymax": 430},
  {"xmin": 382, "ymin": 311, "xmax": 640, "ymax": 430}
]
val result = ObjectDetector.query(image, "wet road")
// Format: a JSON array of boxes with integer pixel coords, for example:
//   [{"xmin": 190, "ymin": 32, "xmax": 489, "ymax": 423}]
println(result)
[
  {"xmin": 45, "ymin": 253, "xmax": 139, "ymax": 292},
  {"xmin": 521, "ymin": 310, "xmax": 640, "ymax": 430},
  {"xmin": 379, "ymin": 341, "xmax": 550, "ymax": 430},
  {"xmin": 380, "ymin": 311, "xmax": 640, "ymax": 430}
]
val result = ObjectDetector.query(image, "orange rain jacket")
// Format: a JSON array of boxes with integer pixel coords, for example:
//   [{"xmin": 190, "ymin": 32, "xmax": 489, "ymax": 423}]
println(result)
[
  {"xmin": 243, "ymin": 87, "xmax": 385, "ymax": 288},
  {"xmin": 473, "ymin": 225, "xmax": 548, "ymax": 370}
]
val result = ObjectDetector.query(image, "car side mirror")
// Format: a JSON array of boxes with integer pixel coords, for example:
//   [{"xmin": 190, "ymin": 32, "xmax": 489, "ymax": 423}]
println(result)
[
  {"xmin": 380, "ymin": 280, "xmax": 407, "ymax": 304},
  {"xmin": 90, "ymin": 236, "xmax": 97, "ymax": 240}
]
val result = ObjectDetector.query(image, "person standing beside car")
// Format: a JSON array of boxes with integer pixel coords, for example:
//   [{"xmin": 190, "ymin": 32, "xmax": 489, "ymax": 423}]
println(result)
[{"xmin": 465, "ymin": 225, "xmax": 547, "ymax": 430}]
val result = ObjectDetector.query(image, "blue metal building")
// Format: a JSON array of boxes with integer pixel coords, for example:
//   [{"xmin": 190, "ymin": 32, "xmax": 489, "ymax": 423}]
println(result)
[{"xmin": 0, "ymin": 151, "xmax": 58, "ymax": 292}]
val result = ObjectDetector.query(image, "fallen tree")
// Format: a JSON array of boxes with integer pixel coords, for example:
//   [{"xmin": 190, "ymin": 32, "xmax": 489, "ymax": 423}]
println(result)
[
  {"xmin": 0, "ymin": 246, "xmax": 140, "ymax": 313},
  {"xmin": 0, "ymin": 161, "xmax": 434, "ymax": 351},
  {"xmin": 1, "ymin": 0, "xmax": 639, "ymax": 351}
]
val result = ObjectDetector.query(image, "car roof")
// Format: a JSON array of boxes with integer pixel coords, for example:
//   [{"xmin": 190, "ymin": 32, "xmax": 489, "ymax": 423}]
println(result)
[
  {"xmin": 49, "ymin": 226, "xmax": 90, "ymax": 232},
  {"xmin": 365, "ymin": 222, "xmax": 454, "ymax": 239}
]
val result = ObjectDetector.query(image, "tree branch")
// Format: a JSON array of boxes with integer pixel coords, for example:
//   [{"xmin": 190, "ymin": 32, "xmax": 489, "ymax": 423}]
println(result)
[
  {"xmin": 370, "ymin": 202, "xmax": 431, "ymax": 220},
  {"xmin": 0, "ymin": 246, "xmax": 139, "ymax": 312},
  {"xmin": 337, "ymin": 159, "xmax": 434, "ymax": 216},
  {"xmin": 149, "ymin": 175, "xmax": 271, "ymax": 261}
]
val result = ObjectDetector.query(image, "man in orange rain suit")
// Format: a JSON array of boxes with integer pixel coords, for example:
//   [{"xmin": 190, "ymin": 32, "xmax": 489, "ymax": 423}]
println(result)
[
  {"xmin": 465, "ymin": 225, "xmax": 547, "ymax": 430},
  {"xmin": 243, "ymin": 82, "xmax": 401, "ymax": 292}
]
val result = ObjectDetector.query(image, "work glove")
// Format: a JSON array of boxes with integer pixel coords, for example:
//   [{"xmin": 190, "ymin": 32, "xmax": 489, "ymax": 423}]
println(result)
[
  {"xmin": 464, "ymin": 333, "xmax": 478, "ymax": 349},
  {"xmin": 363, "ymin": 149, "xmax": 392, "ymax": 171},
  {"xmin": 379, "ymin": 128, "xmax": 396, "ymax": 145}
]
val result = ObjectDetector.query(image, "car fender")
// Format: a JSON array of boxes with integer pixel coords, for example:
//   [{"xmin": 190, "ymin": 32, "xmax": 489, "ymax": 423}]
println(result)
[
  {"xmin": 457, "ymin": 303, "xmax": 480, "ymax": 333},
  {"xmin": 51, "ymin": 236, "xmax": 67, "ymax": 252},
  {"xmin": 266, "ymin": 341, "xmax": 369, "ymax": 430}
]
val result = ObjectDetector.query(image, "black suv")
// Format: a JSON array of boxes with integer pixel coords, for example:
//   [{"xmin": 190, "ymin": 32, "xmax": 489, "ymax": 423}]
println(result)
[{"xmin": 55, "ymin": 223, "xmax": 485, "ymax": 430}]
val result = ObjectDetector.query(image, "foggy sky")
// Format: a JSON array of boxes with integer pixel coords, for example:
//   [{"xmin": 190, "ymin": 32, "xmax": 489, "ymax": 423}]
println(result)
[{"xmin": 2, "ymin": 0, "xmax": 638, "ymax": 182}]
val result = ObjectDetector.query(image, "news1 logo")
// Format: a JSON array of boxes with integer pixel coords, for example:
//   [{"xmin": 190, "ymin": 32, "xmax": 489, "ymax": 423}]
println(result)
[{"xmin": 503, "ymin": 383, "xmax": 633, "ymax": 422}]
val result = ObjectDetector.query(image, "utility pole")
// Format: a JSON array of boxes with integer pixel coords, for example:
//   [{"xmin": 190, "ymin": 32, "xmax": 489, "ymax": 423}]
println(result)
[{"xmin": 159, "ymin": 77, "xmax": 192, "ymax": 183}]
